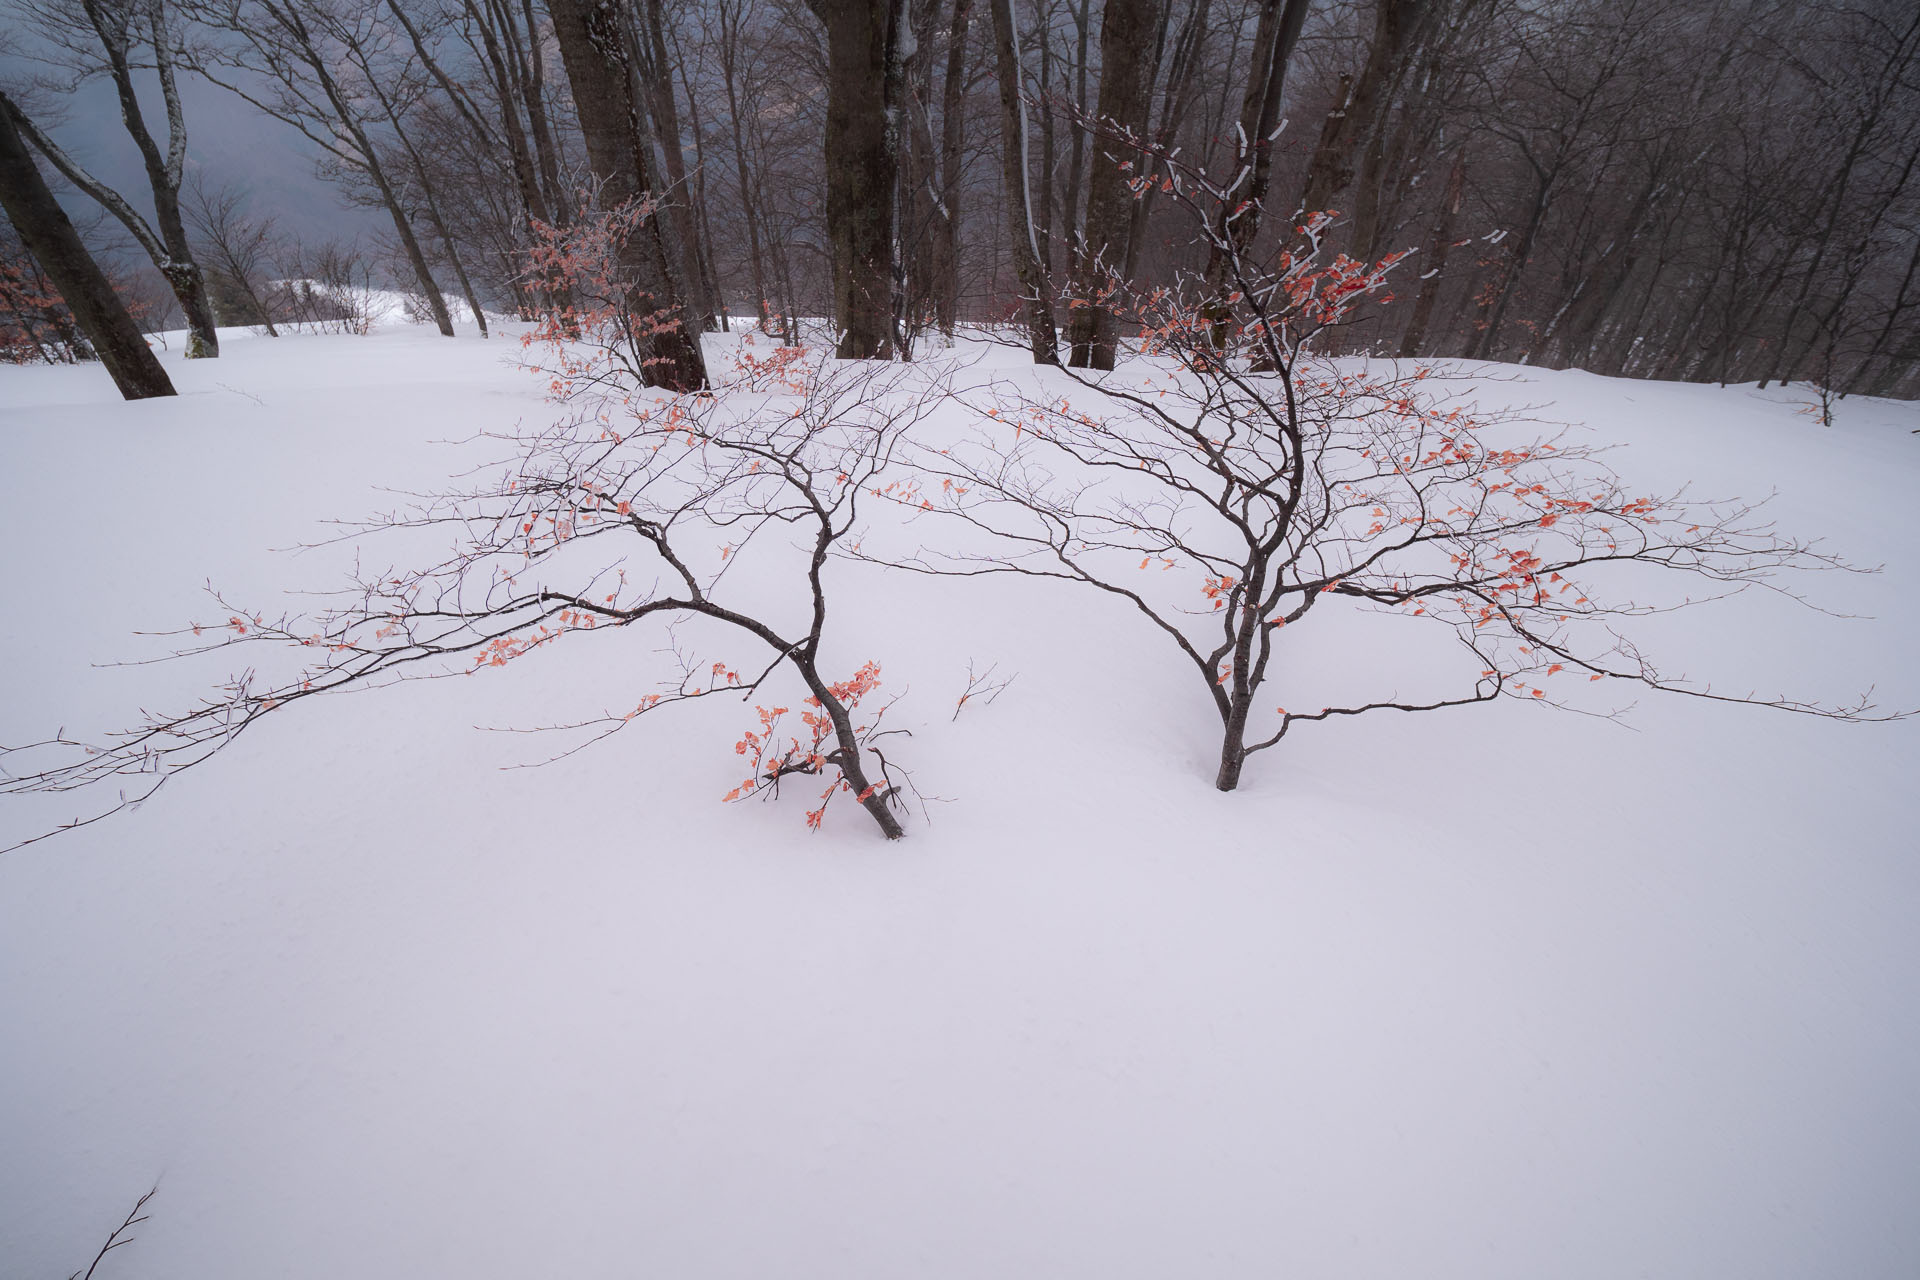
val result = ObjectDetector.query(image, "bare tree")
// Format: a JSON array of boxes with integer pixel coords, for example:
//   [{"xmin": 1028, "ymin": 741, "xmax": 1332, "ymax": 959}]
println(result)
[
  {"xmin": 545, "ymin": 0, "xmax": 709, "ymax": 388},
  {"xmin": 2, "ymin": 213, "xmax": 946, "ymax": 849},
  {"xmin": 184, "ymin": 176, "xmax": 281, "ymax": 334},
  {"xmin": 986, "ymin": 0, "xmax": 1058, "ymax": 361},
  {"xmin": 881, "ymin": 135, "xmax": 1902, "ymax": 791},
  {"xmin": 0, "ymin": 90, "xmax": 174, "ymax": 396},
  {"xmin": 1064, "ymin": 0, "xmax": 1159, "ymax": 369},
  {"xmin": 3, "ymin": 0, "xmax": 221, "ymax": 356},
  {"xmin": 807, "ymin": 0, "xmax": 907, "ymax": 358},
  {"xmin": 188, "ymin": 0, "xmax": 463, "ymax": 336}
]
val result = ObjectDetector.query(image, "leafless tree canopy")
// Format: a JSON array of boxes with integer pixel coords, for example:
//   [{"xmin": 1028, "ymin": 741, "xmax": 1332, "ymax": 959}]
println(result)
[{"xmin": 1, "ymin": 0, "xmax": 1912, "ymax": 394}]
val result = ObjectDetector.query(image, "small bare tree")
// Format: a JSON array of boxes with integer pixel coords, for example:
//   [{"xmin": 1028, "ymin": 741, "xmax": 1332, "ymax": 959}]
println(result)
[
  {"xmin": 184, "ymin": 176, "xmax": 281, "ymax": 335},
  {"xmin": 2, "ymin": 214, "xmax": 939, "ymax": 845},
  {"xmin": 880, "ymin": 132, "xmax": 1904, "ymax": 791}
]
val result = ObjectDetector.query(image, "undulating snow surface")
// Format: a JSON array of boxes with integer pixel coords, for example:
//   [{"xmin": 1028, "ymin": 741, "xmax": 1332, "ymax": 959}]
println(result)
[{"xmin": 3, "ymin": 323, "xmax": 1917, "ymax": 1278}]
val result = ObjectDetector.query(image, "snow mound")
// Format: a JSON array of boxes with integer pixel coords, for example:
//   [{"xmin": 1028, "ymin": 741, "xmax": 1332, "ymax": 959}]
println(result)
[{"xmin": 2, "ymin": 328, "xmax": 1917, "ymax": 1278}]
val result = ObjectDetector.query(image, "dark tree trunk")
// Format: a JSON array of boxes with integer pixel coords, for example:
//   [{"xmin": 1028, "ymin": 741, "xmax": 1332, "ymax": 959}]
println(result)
[
  {"xmin": 988, "ymin": 0, "xmax": 1059, "ymax": 361},
  {"xmin": 514, "ymin": 0, "xmax": 571, "ymax": 222},
  {"xmin": 0, "ymin": 94, "xmax": 174, "ymax": 399},
  {"xmin": 935, "ymin": 0, "xmax": 974, "ymax": 336},
  {"xmin": 1066, "ymin": 0, "xmax": 1159, "ymax": 370},
  {"xmin": 14, "ymin": 0, "xmax": 218, "ymax": 358},
  {"xmin": 1125, "ymin": 0, "xmax": 1211, "ymax": 275},
  {"xmin": 899, "ymin": 0, "xmax": 943, "ymax": 348},
  {"xmin": 670, "ymin": 36, "xmax": 730, "ymax": 331},
  {"xmin": 807, "ymin": 0, "xmax": 907, "ymax": 359},
  {"xmin": 635, "ymin": 0, "xmax": 717, "ymax": 331},
  {"xmin": 1214, "ymin": 718, "xmax": 1249, "ymax": 790},
  {"xmin": 1397, "ymin": 143, "xmax": 1464, "ymax": 357},
  {"xmin": 1035, "ymin": 0, "xmax": 1057, "ymax": 279},
  {"xmin": 1294, "ymin": 0, "xmax": 1419, "ymax": 236},
  {"xmin": 1202, "ymin": 0, "xmax": 1309, "ymax": 334},
  {"xmin": 1469, "ymin": 177, "xmax": 1550, "ymax": 361},
  {"xmin": 97, "ymin": 0, "xmax": 219, "ymax": 359},
  {"xmin": 1061, "ymin": 0, "xmax": 1091, "ymax": 272},
  {"xmin": 456, "ymin": 0, "xmax": 554, "ymax": 226},
  {"xmin": 546, "ymin": 0, "xmax": 708, "ymax": 391}
]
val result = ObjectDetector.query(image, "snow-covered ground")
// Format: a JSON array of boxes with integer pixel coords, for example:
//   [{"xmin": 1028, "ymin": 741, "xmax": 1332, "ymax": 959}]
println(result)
[{"xmin": 2, "ymin": 323, "xmax": 1917, "ymax": 1278}]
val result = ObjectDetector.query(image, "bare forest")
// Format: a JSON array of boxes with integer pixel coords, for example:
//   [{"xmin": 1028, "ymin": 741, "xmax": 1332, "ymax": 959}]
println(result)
[{"xmin": 0, "ymin": 0, "xmax": 1916, "ymax": 399}]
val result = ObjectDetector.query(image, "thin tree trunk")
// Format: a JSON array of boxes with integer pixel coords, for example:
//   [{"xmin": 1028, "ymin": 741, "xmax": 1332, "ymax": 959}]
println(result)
[
  {"xmin": 1202, "ymin": 0, "xmax": 1310, "ymax": 341},
  {"xmin": 385, "ymin": 102, "xmax": 489, "ymax": 337},
  {"xmin": 18, "ymin": 0, "xmax": 218, "ymax": 357},
  {"xmin": 508, "ymin": 0, "xmax": 572, "ymax": 222},
  {"xmin": 669, "ymin": 27, "xmax": 730, "ymax": 330},
  {"xmin": 718, "ymin": 3, "xmax": 775, "ymax": 332},
  {"xmin": 988, "ymin": 0, "xmax": 1058, "ymax": 361},
  {"xmin": 1397, "ymin": 143, "xmax": 1464, "ymax": 357},
  {"xmin": 936, "ymin": 0, "xmax": 975, "ymax": 336},
  {"xmin": 636, "ymin": 0, "xmax": 717, "ymax": 330},
  {"xmin": 1035, "ymin": 0, "xmax": 1057, "ymax": 280},
  {"xmin": 1061, "ymin": 0, "xmax": 1091, "ymax": 252}
]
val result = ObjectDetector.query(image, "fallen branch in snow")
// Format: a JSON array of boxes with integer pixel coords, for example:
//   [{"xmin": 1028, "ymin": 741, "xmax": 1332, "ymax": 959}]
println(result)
[
  {"xmin": 67, "ymin": 1184, "xmax": 157, "ymax": 1280},
  {"xmin": 952, "ymin": 660, "xmax": 1017, "ymax": 721}
]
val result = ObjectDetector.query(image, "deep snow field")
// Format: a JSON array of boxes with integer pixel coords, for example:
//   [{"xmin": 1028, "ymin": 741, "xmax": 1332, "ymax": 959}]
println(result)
[{"xmin": 3, "ymin": 322, "xmax": 1917, "ymax": 1278}]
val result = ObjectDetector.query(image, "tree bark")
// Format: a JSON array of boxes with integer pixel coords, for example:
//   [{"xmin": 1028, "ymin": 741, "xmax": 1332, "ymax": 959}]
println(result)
[
  {"xmin": 807, "ymin": 0, "xmax": 907, "ymax": 359},
  {"xmin": 635, "ymin": 0, "xmax": 718, "ymax": 331},
  {"xmin": 935, "ymin": 0, "xmax": 975, "ymax": 336},
  {"xmin": 1396, "ymin": 143, "xmax": 1464, "ymax": 357},
  {"xmin": 546, "ymin": 0, "xmax": 709, "ymax": 390},
  {"xmin": 1202, "ymin": 0, "xmax": 1309, "ymax": 339},
  {"xmin": 1293, "ymin": 0, "xmax": 1420, "ymax": 237},
  {"xmin": 717, "ymin": 0, "xmax": 775, "ymax": 333},
  {"xmin": 987, "ymin": 0, "xmax": 1058, "ymax": 361},
  {"xmin": 0, "ymin": 94, "xmax": 175, "ymax": 399},
  {"xmin": 1066, "ymin": 0, "xmax": 1159, "ymax": 370},
  {"xmin": 17, "ymin": 0, "xmax": 218, "ymax": 358}
]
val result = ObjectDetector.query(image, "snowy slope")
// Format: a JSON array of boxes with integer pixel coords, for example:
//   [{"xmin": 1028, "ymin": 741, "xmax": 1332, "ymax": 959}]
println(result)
[{"xmin": 2, "ymin": 325, "xmax": 1917, "ymax": 1279}]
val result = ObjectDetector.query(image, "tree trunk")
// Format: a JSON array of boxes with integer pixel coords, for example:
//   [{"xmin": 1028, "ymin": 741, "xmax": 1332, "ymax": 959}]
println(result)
[
  {"xmin": 507, "ymin": 0, "xmax": 573, "ymax": 223},
  {"xmin": 1202, "ymin": 0, "xmax": 1309, "ymax": 339},
  {"xmin": 97, "ymin": 0, "xmax": 219, "ymax": 358},
  {"xmin": 1293, "ymin": 0, "xmax": 1419, "ymax": 236},
  {"xmin": 1125, "ymin": 0, "xmax": 1211, "ymax": 275},
  {"xmin": 1213, "ymin": 730, "xmax": 1248, "ymax": 790},
  {"xmin": 1061, "ymin": 0, "xmax": 1091, "ymax": 267},
  {"xmin": 0, "ymin": 94, "xmax": 174, "ymax": 399},
  {"xmin": 636, "ymin": 0, "xmax": 717, "ymax": 331},
  {"xmin": 457, "ymin": 0, "xmax": 554, "ymax": 226},
  {"xmin": 936, "ymin": 0, "xmax": 975, "ymax": 336},
  {"xmin": 719, "ymin": 5, "xmax": 775, "ymax": 333},
  {"xmin": 13, "ymin": 0, "xmax": 218, "ymax": 358},
  {"xmin": 1035, "ymin": 1, "xmax": 1057, "ymax": 279},
  {"xmin": 546, "ymin": 0, "xmax": 708, "ymax": 390},
  {"xmin": 807, "ymin": 0, "xmax": 907, "ymax": 359},
  {"xmin": 1469, "ymin": 176, "xmax": 1551, "ymax": 361},
  {"xmin": 1397, "ymin": 144, "xmax": 1464, "ymax": 357},
  {"xmin": 988, "ymin": 0, "xmax": 1059, "ymax": 361},
  {"xmin": 1066, "ymin": 0, "xmax": 1159, "ymax": 370}
]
